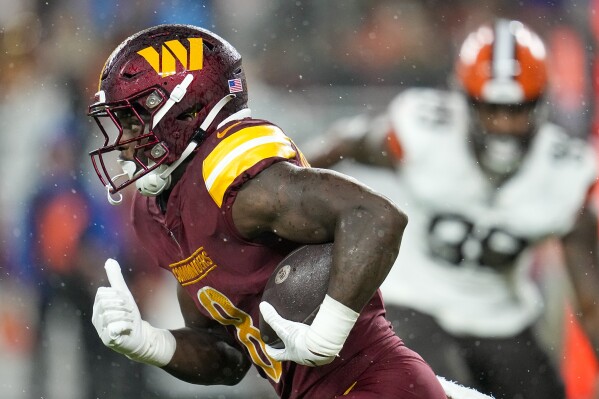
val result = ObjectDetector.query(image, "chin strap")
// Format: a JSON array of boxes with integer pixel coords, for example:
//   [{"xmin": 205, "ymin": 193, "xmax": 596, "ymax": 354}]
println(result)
[
  {"xmin": 105, "ymin": 159, "xmax": 138, "ymax": 205},
  {"xmin": 158, "ymin": 93, "xmax": 236, "ymax": 181},
  {"xmin": 106, "ymin": 189, "xmax": 124, "ymax": 206},
  {"xmin": 133, "ymin": 93, "xmax": 237, "ymax": 197},
  {"xmin": 152, "ymin": 74, "xmax": 194, "ymax": 128}
]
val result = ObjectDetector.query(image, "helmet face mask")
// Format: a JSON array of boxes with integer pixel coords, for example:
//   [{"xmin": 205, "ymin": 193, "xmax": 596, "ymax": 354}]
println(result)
[
  {"xmin": 456, "ymin": 19, "xmax": 548, "ymax": 180},
  {"xmin": 470, "ymin": 99, "xmax": 539, "ymax": 138},
  {"xmin": 468, "ymin": 98, "xmax": 542, "ymax": 179},
  {"xmin": 89, "ymin": 87, "xmax": 170, "ymax": 193},
  {"xmin": 88, "ymin": 24, "xmax": 248, "ymax": 197}
]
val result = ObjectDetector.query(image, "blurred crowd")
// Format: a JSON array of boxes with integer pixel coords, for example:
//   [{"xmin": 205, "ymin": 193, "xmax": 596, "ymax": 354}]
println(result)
[{"xmin": 0, "ymin": 0, "xmax": 598, "ymax": 398}]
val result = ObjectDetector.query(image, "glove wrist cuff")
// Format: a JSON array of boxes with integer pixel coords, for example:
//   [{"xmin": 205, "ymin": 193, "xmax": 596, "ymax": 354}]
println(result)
[
  {"xmin": 306, "ymin": 295, "xmax": 359, "ymax": 357},
  {"xmin": 127, "ymin": 320, "xmax": 176, "ymax": 367}
]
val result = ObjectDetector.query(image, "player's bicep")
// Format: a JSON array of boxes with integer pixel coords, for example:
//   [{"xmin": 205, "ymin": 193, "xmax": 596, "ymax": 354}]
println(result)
[
  {"xmin": 232, "ymin": 161, "xmax": 397, "ymax": 243},
  {"xmin": 232, "ymin": 162, "xmax": 330, "ymax": 242}
]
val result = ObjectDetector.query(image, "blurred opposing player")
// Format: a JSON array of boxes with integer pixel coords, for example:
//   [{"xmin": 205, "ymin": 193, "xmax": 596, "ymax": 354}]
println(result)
[
  {"xmin": 307, "ymin": 19, "xmax": 599, "ymax": 399},
  {"xmin": 87, "ymin": 24, "xmax": 449, "ymax": 398}
]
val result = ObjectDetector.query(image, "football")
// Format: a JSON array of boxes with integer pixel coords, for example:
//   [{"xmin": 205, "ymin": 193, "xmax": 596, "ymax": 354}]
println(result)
[{"xmin": 259, "ymin": 242, "xmax": 334, "ymax": 349}]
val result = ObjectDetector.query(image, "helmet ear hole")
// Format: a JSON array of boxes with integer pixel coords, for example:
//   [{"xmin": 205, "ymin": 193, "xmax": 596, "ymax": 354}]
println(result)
[{"xmin": 176, "ymin": 104, "xmax": 202, "ymax": 121}]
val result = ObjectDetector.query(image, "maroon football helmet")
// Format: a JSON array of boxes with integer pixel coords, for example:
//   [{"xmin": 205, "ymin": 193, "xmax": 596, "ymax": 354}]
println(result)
[{"xmin": 88, "ymin": 24, "xmax": 248, "ymax": 199}]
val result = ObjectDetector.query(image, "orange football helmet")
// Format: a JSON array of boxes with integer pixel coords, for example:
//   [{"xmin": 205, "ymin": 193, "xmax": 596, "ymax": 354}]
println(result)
[{"xmin": 456, "ymin": 19, "xmax": 548, "ymax": 104}]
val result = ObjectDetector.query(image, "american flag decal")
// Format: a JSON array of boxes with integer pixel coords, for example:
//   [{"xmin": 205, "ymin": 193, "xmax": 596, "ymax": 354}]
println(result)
[{"xmin": 228, "ymin": 78, "xmax": 243, "ymax": 93}]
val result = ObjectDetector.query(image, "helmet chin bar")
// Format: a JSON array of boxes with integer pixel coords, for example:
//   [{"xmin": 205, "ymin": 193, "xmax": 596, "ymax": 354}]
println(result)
[
  {"xmin": 114, "ymin": 92, "xmax": 237, "ymax": 201},
  {"xmin": 106, "ymin": 160, "xmax": 172, "ymax": 204},
  {"xmin": 105, "ymin": 159, "xmax": 137, "ymax": 205}
]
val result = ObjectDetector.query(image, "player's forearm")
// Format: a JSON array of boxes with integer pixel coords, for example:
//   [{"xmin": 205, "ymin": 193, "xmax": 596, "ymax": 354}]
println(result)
[
  {"xmin": 564, "ymin": 264, "xmax": 599, "ymax": 358},
  {"xmin": 163, "ymin": 327, "xmax": 250, "ymax": 385},
  {"xmin": 328, "ymin": 199, "xmax": 407, "ymax": 312},
  {"xmin": 562, "ymin": 205, "xmax": 599, "ymax": 357},
  {"xmin": 569, "ymin": 260, "xmax": 599, "ymax": 357},
  {"xmin": 260, "ymin": 197, "xmax": 407, "ymax": 367},
  {"xmin": 305, "ymin": 136, "xmax": 358, "ymax": 168},
  {"xmin": 304, "ymin": 115, "xmax": 374, "ymax": 168}
]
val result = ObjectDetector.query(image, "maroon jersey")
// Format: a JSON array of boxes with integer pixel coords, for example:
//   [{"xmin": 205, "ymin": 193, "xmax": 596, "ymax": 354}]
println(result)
[{"xmin": 132, "ymin": 118, "xmax": 400, "ymax": 398}]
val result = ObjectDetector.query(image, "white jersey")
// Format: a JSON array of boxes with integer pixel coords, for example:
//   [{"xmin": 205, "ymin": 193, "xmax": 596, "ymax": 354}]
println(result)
[{"xmin": 373, "ymin": 88, "xmax": 597, "ymax": 337}]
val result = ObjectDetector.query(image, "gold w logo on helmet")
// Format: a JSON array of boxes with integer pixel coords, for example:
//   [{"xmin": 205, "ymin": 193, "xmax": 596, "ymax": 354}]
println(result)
[{"xmin": 137, "ymin": 38, "xmax": 203, "ymax": 77}]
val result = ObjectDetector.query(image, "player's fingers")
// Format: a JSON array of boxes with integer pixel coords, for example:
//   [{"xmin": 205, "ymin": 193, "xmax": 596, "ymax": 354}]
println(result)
[
  {"xmin": 259, "ymin": 302, "xmax": 285, "ymax": 327},
  {"xmin": 260, "ymin": 302, "xmax": 293, "ymax": 342},
  {"xmin": 259, "ymin": 302, "xmax": 278, "ymax": 323},
  {"xmin": 93, "ymin": 292, "xmax": 130, "ymax": 316},
  {"xmin": 94, "ymin": 289, "xmax": 127, "ymax": 304},
  {"xmin": 95, "ymin": 288, "xmax": 131, "ymax": 307},
  {"xmin": 95, "ymin": 286, "xmax": 119, "ymax": 297},
  {"xmin": 93, "ymin": 294, "xmax": 131, "ymax": 329},
  {"xmin": 93, "ymin": 291, "xmax": 110, "ymax": 323},
  {"xmin": 102, "ymin": 310, "xmax": 135, "ymax": 326},
  {"xmin": 105, "ymin": 259, "xmax": 130, "ymax": 293},
  {"xmin": 92, "ymin": 307, "xmax": 132, "ymax": 329},
  {"xmin": 106, "ymin": 320, "xmax": 132, "ymax": 340},
  {"xmin": 91, "ymin": 302, "xmax": 103, "ymax": 329},
  {"xmin": 263, "ymin": 344, "xmax": 286, "ymax": 361},
  {"xmin": 96, "ymin": 299, "xmax": 130, "ymax": 313}
]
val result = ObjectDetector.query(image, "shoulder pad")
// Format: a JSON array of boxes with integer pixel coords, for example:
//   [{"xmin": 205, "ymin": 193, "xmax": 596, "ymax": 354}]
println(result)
[{"xmin": 203, "ymin": 124, "xmax": 298, "ymax": 207}]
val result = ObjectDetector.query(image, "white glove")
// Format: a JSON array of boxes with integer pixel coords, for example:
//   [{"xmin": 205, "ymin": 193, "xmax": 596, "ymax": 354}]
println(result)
[
  {"xmin": 92, "ymin": 259, "xmax": 176, "ymax": 367},
  {"xmin": 259, "ymin": 295, "xmax": 359, "ymax": 367},
  {"xmin": 436, "ymin": 376, "xmax": 495, "ymax": 399}
]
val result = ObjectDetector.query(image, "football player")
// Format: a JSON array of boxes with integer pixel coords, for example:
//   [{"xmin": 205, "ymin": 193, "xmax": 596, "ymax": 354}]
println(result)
[
  {"xmin": 306, "ymin": 19, "xmax": 599, "ymax": 399},
  {"xmin": 88, "ymin": 24, "xmax": 448, "ymax": 398}
]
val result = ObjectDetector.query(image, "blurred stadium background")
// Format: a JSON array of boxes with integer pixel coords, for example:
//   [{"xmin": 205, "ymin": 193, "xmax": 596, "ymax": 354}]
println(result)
[{"xmin": 0, "ymin": 0, "xmax": 598, "ymax": 398}]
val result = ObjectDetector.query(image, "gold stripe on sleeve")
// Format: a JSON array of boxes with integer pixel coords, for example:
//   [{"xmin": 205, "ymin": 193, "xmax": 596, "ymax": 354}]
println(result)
[{"xmin": 203, "ymin": 125, "xmax": 296, "ymax": 207}]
